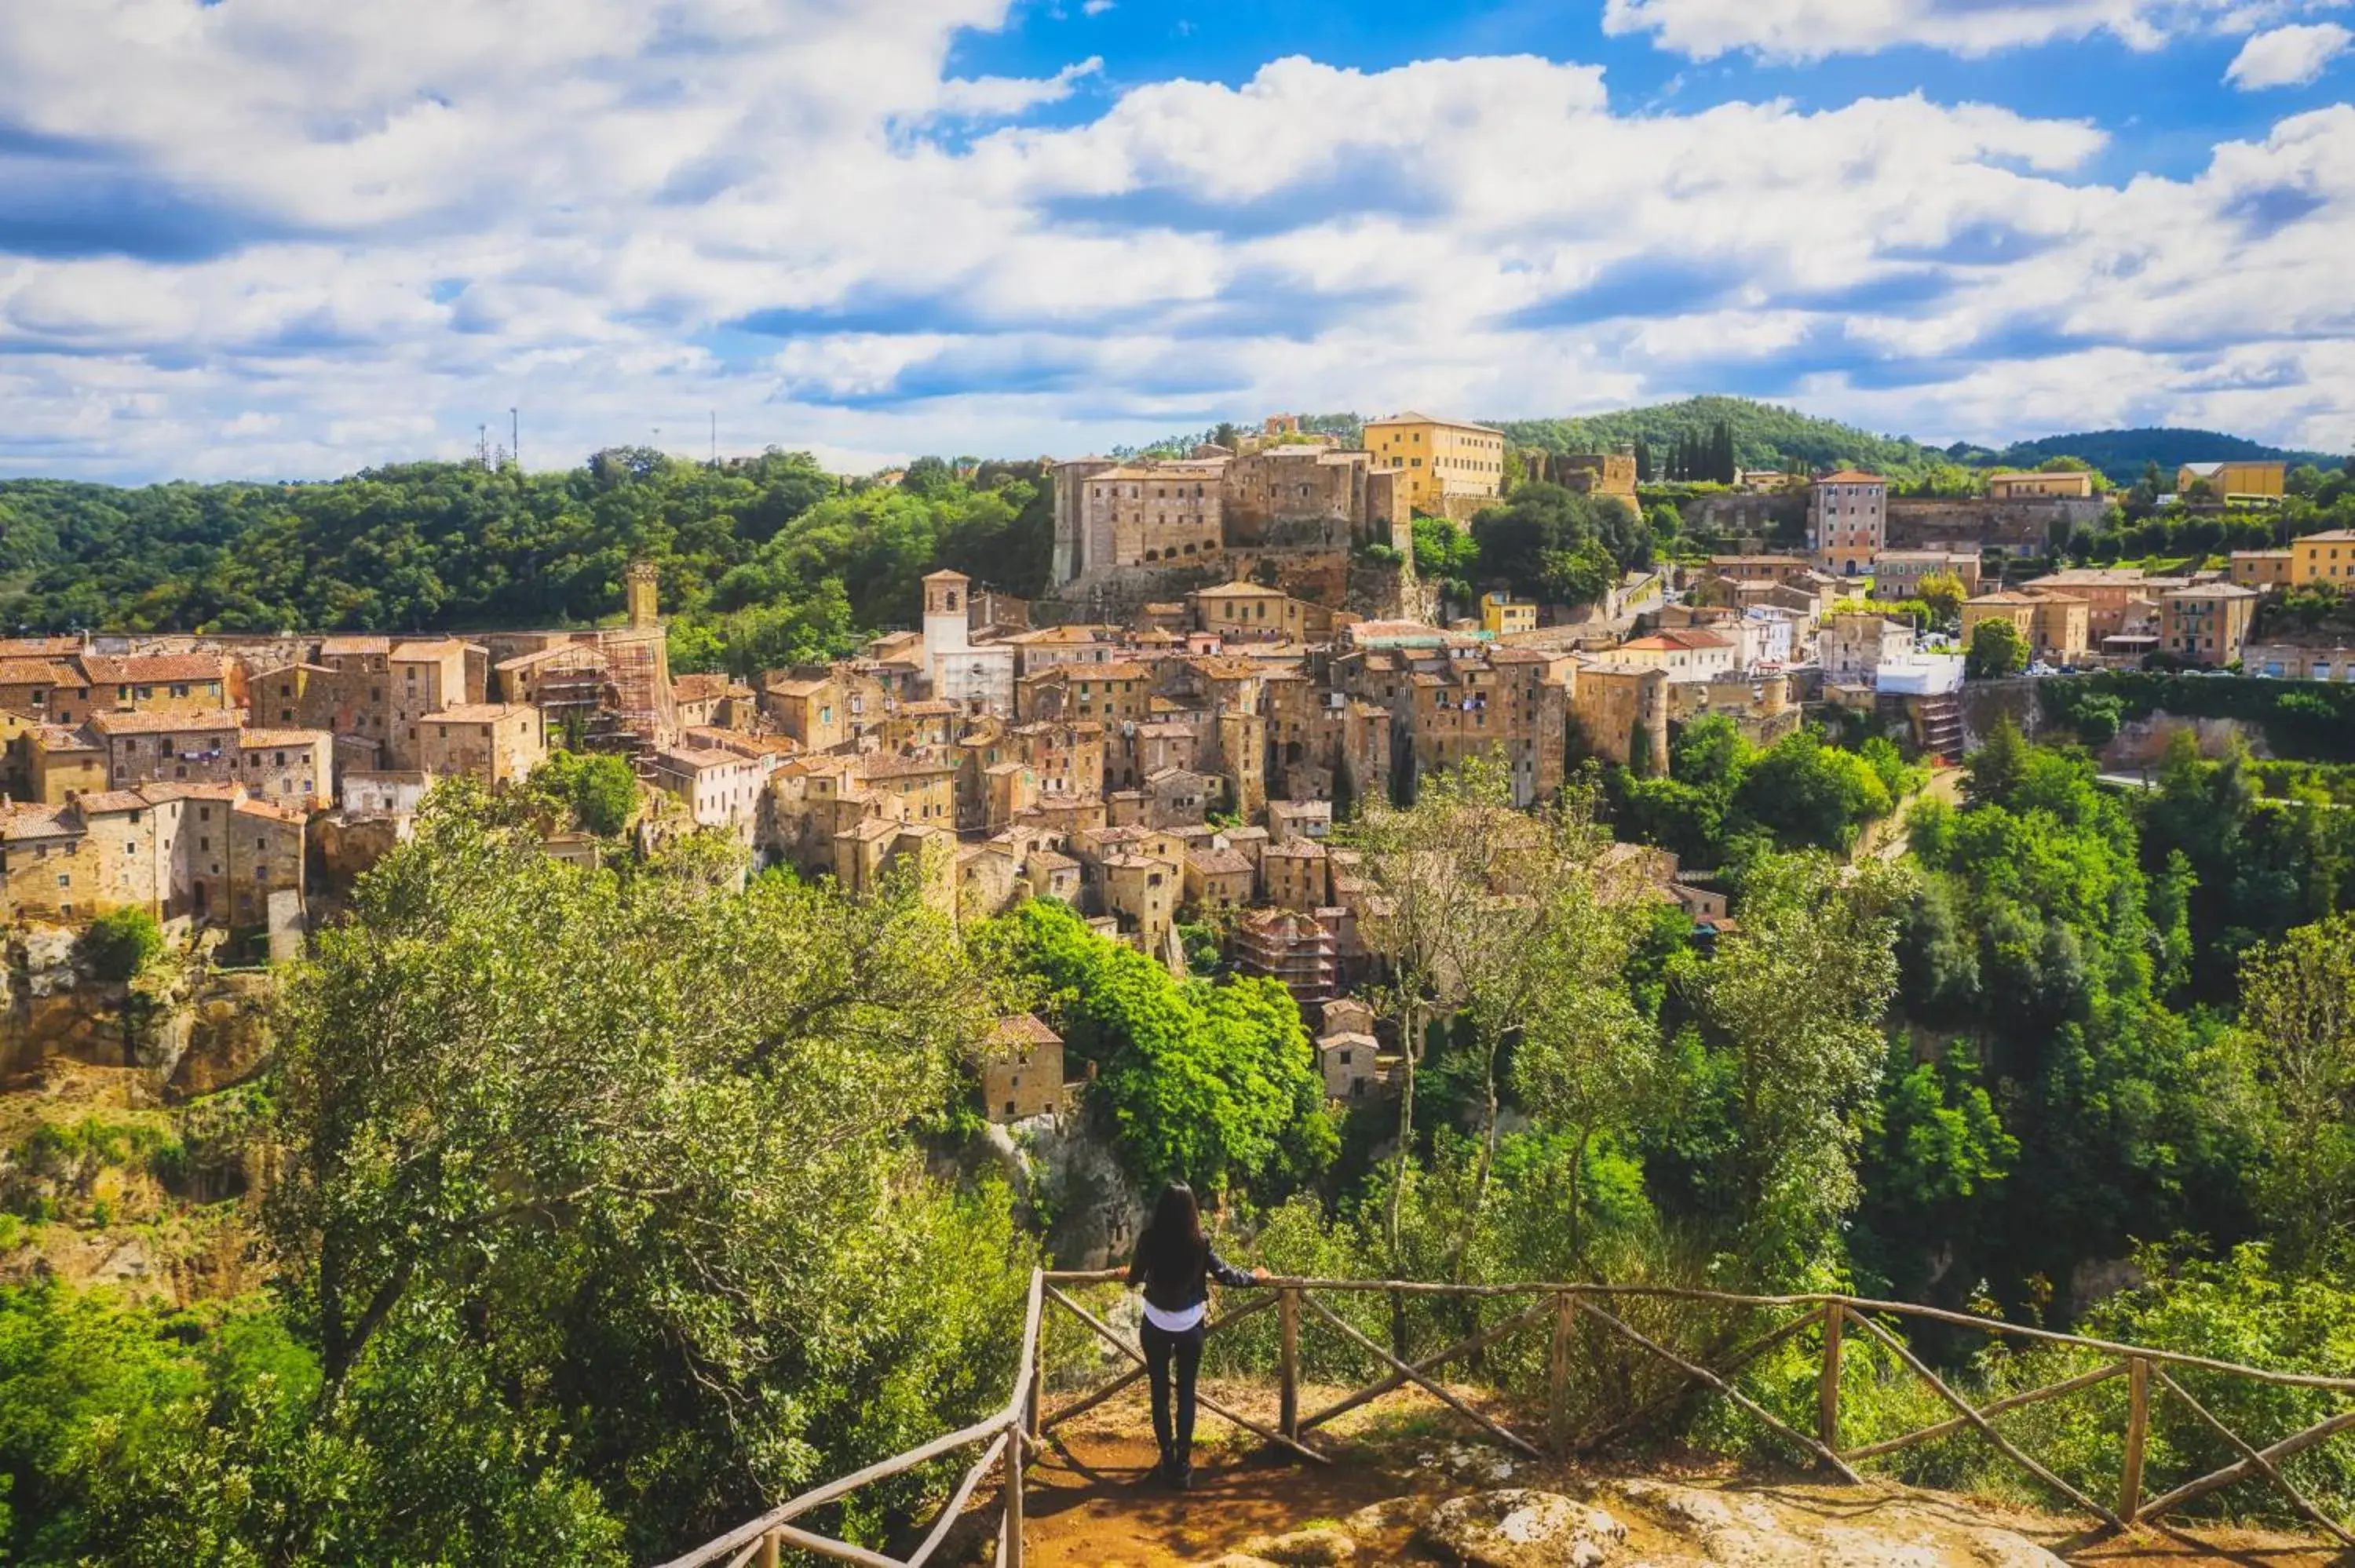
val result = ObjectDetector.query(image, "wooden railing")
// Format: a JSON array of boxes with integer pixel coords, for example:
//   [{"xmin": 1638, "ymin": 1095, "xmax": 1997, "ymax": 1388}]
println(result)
[{"xmin": 654, "ymin": 1270, "xmax": 2355, "ymax": 1566}]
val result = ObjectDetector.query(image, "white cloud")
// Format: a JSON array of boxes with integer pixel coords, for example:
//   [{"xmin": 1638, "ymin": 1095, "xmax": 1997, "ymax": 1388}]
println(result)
[
  {"xmin": 1603, "ymin": 0, "xmax": 2347, "ymax": 61},
  {"xmin": 2226, "ymin": 20, "xmax": 2353, "ymax": 82},
  {"xmin": 0, "ymin": 16, "xmax": 2346, "ymax": 480}
]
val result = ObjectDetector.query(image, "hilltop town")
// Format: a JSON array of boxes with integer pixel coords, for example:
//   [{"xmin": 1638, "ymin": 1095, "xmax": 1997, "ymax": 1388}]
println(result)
[{"xmin": 0, "ymin": 412, "xmax": 2334, "ymax": 1117}]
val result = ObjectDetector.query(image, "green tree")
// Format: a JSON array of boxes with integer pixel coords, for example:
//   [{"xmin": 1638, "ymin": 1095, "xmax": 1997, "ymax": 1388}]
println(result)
[
  {"xmin": 79, "ymin": 907, "xmax": 162, "ymax": 982},
  {"xmin": 985, "ymin": 901, "xmax": 1333, "ymax": 1196},
  {"xmin": 899, "ymin": 455, "xmax": 954, "ymax": 496},
  {"xmin": 522, "ymin": 749, "xmax": 642, "ymax": 837},
  {"xmin": 1915, "ymin": 570, "xmax": 1967, "ymax": 626},
  {"xmin": 1966, "ymin": 618, "xmax": 2029, "ymax": 679},
  {"xmin": 269, "ymin": 783, "xmax": 1028, "ymax": 1554},
  {"xmin": 1731, "ymin": 728, "xmax": 1893, "ymax": 854},
  {"xmin": 1470, "ymin": 483, "xmax": 1650, "ymax": 607},
  {"xmin": 2231, "ymin": 913, "xmax": 2355, "ymax": 1267},
  {"xmin": 1681, "ymin": 853, "xmax": 1910, "ymax": 1277}
]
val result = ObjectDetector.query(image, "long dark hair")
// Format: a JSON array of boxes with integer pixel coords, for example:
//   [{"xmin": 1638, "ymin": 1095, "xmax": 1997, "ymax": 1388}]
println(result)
[{"xmin": 1139, "ymin": 1181, "xmax": 1208, "ymax": 1286}]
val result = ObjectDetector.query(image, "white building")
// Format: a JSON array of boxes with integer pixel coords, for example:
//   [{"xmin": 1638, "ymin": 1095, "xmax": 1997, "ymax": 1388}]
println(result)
[
  {"xmin": 922, "ymin": 570, "xmax": 1017, "ymax": 714},
  {"xmin": 1819, "ymin": 613, "xmax": 1916, "ymax": 686},
  {"xmin": 648, "ymin": 746, "xmax": 774, "ymax": 844},
  {"xmin": 1875, "ymin": 654, "xmax": 1966, "ymax": 695},
  {"xmin": 1610, "ymin": 629, "xmax": 1739, "ymax": 681},
  {"xmin": 1737, "ymin": 609, "xmax": 1795, "ymax": 669}
]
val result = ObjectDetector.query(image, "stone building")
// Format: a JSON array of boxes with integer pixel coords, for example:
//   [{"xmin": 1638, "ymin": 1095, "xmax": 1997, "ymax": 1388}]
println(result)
[
  {"xmin": 1570, "ymin": 662, "xmax": 1669, "ymax": 775},
  {"xmin": 1806, "ymin": 470, "xmax": 1887, "ymax": 578},
  {"xmin": 80, "ymin": 652, "xmax": 232, "ymax": 715},
  {"xmin": 0, "ymin": 658, "xmax": 94, "ymax": 727},
  {"xmin": 1183, "ymin": 843, "xmax": 1256, "ymax": 908},
  {"xmin": 1233, "ymin": 907, "xmax": 1338, "ymax": 1005},
  {"xmin": 1262, "ymin": 840, "xmax": 1330, "ymax": 911},
  {"xmin": 1554, "ymin": 451, "xmax": 1639, "ymax": 516},
  {"xmin": 980, "ymin": 1015, "xmax": 1065, "ymax": 1123},
  {"xmin": 1316, "ymin": 1030, "xmax": 1379, "ymax": 1101},
  {"xmin": 0, "ymin": 782, "xmax": 304, "ymax": 933},
  {"xmin": 235, "ymin": 728, "xmax": 334, "ymax": 810},
  {"xmin": 24, "ymin": 726, "xmax": 105, "ymax": 805},
  {"xmin": 228, "ymin": 798, "xmax": 306, "ymax": 929},
  {"xmin": 89, "ymin": 709, "xmax": 243, "ymax": 789},
  {"xmin": 417, "ymin": 703, "xmax": 547, "ymax": 787},
  {"xmin": 385, "ymin": 639, "xmax": 473, "ymax": 769}
]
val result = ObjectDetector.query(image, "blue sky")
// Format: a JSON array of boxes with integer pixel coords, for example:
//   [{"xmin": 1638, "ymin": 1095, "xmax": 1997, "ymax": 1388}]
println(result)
[{"xmin": 0, "ymin": 0, "xmax": 2348, "ymax": 482}]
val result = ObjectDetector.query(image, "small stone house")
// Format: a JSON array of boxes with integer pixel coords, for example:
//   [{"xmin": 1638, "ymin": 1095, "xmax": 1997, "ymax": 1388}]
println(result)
[
  {"xmin": 981, "ymin": 1015, "xmax": 1065, "ymax": 1123},
  {"xmin": 1316, "ymin": 1030, "xmax": 1379, "ymax": 1101}
]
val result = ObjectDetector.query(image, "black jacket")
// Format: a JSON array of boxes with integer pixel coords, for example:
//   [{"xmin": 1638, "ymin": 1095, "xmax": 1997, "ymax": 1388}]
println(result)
[{"xmin": 1128, "ymin": 1233, "xmax": 1254, "ymax": 1315}]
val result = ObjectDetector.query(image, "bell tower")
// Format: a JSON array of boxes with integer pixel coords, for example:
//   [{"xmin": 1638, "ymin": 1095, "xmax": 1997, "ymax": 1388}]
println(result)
[{"xmin": 624, "ymin": 561, "xmax": 659, "ymax": 629}]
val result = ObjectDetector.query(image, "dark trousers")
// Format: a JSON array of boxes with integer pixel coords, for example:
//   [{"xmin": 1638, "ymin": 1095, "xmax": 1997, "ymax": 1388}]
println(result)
[{"xmin": 1141, "ymin": 1318, "xmax": 1204, "ymax": 1475}]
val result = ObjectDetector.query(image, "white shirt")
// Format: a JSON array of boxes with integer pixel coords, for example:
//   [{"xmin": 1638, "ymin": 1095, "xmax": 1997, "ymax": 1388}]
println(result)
[{"xmin": 1142, "ymin": 1298, "xmax": 1207, "ymax": 1334}]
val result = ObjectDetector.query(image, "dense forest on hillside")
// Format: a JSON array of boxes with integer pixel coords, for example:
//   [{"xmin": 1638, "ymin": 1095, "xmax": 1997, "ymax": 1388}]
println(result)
[
  {"xmin": 1975, "ymin": 427, "xmax": 2340, "ymax": 486},
  {"xmin": 1490, "ymin": 396, "xmax": 1944, "ymax": 480},
  {"xmin": 1140, "ymin": 400, "xmax": 2342, "ymax": 491},
  {"xmin": 0, "ymin": 450, "xmax": 1055, "ymax": 673}
]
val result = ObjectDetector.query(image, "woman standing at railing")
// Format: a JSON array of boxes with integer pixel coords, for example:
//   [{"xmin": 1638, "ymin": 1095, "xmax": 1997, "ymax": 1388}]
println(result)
[{"xmin": 1129, "ymin": 1181, "xmax": 1268, "ymax": 1490}]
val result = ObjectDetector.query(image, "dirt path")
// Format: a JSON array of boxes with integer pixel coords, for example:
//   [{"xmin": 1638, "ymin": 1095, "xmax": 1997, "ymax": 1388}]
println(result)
[
  {"xmin": 1859, "ymin": 763, "xmax": 1963, "ymax": 863},
  {"xmin": 1021, "ymin": 1384, "xmax": 2342, "ymax": 1568}
]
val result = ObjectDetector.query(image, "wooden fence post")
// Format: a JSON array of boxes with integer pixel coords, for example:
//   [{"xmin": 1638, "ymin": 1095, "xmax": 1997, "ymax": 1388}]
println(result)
[
  {"xmin": 1550, "ymin": 1289, "xmax": 1575, "ymax": 1451},
  {"xmin": 1005, "ymin": 1429, "xmax": 1025, "ymax": 1568},
  {"xmin": 2120, "ymin": 1356, "xmax": 2149, "ymax": 1524},
  {"xmin": 757, "ymin": 1527, "xmax": 780, "ymax": 1568},
  {"xmin": 1818, "ymin": 1304, "xmax": 1845, "ymax": 1460},
  {"xmin": 1280, "ymin": 1287, "xmax": 1301, "ymax": 1442}
]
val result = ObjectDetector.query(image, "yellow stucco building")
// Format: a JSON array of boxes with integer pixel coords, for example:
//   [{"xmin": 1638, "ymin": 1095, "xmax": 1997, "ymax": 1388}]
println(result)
[
  {"xmin": 2291, "ymin": 529, "xmax": 2355, "ymax": 585},
  {"xmin": 1364, "ymin": 411, "xmax": 1505, "ymax": 517},
  {"xmin": 2178, "ymin": 461, "xmax": 2285, "ymax": 502},
  {"xmin": 1480, "ymin": 593, "xmax": 1538, "ymax": 635}
]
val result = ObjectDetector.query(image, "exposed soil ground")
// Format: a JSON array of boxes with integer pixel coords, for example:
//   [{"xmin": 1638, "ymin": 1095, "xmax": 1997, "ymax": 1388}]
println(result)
[{"xmin": 1021, "ymin": 1380, "xmax": 2344, "ymax": 1568}]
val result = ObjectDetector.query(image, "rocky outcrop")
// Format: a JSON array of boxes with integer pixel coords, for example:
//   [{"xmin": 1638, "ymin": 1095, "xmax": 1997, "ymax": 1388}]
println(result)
[
  {"xmin": 1202, "ymin": 1479, "xmax": 2073, "ymax": 1568},
  {"xmin": 1598, "ymin": 1478, "xmax": 2067, "ymax": 1568},
  {"xmin": 1424, "ymin": 1490, "xmax": 1624, "ymax": 1568},
  {"xmin": 0, "ymin": 925, "xmax": 275, "ymax": 1096}
]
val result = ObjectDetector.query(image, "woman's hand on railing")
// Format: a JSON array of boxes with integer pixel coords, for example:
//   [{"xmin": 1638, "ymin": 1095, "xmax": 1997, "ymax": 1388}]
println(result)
[{"xmin": 1252, "ymin": 1267, "xmax": 1272, "ymax": 1281}]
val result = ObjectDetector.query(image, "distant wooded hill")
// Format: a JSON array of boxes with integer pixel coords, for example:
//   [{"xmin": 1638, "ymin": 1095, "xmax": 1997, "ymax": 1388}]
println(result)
[
  {"xmin": 1959, "ymin": 428, "xmax": 2342, "ymax": 487},
  {"xmin": 1488, "ymin": 396, "xmax": 1942, "ymax": 480},
  {"xmin": 1322, "ymin": 398, "xmax": 2337, "ymax": 490}
]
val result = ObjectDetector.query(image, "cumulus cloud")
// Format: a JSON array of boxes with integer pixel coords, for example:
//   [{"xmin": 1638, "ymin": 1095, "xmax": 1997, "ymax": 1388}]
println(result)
[
  {"xmin": 1603, "ymin": 0, "xmax": 2346, "ymax": 61},
  {"xmin": 2226, "ymin": 20, "xmax": 2353, "ymax": 83},
  {"xmin": 0, "ymin": 9, "xmax": 2348, "ymax": 479}
]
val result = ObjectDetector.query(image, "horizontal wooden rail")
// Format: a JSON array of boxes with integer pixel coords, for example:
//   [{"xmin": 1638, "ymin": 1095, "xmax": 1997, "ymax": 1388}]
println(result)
[{"xmin": 1042, "ymin": 1274, "xmax": 2355, "ymax": 1391}]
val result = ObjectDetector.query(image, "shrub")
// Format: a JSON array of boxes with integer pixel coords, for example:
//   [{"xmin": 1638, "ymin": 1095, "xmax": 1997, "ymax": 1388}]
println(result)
[{"xmin": 78, "ymin": 908, "xmax": 162, "ymax": 983}]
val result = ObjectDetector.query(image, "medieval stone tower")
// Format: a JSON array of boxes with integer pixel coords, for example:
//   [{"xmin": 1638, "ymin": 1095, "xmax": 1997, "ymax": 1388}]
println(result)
[{"xmin": 625, "ymin": 561, "xmax": 660, "ymax": 630}]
